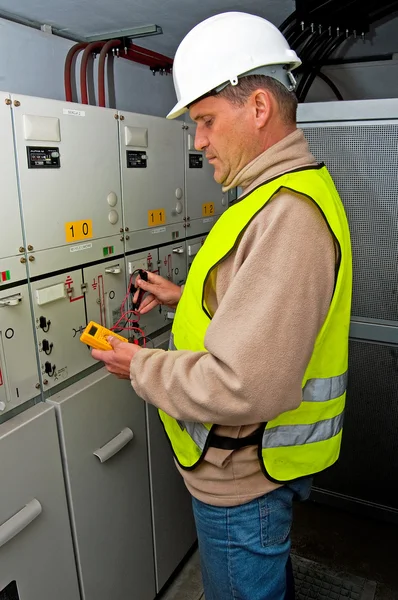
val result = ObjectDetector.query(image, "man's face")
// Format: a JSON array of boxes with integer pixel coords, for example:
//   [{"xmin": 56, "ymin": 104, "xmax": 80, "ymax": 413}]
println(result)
[{"xmin": 189, "ymin": 95, "xmax": 259, "ymax": 186}]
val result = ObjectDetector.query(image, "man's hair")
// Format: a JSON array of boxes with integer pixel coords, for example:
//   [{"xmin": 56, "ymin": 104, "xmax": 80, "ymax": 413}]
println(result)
[{"xmin": 217, "ymin": 75, "xmax": 297, "ymax": 125}]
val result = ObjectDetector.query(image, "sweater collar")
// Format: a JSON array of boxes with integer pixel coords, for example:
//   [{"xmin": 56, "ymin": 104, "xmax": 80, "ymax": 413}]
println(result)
[{"xmin": 222, "ymin": 129, "xmax": 317, "ymax": 195}]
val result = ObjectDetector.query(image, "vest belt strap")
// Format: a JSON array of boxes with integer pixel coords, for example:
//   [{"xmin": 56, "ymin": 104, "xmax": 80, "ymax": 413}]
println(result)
[{"xmin": 209, "ymin": 426, "xmax": 264, "ymax": 450}]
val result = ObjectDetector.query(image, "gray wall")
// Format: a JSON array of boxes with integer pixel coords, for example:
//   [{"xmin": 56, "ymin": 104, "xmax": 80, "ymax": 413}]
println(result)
[{"xmin": 0, "ymin": 18, "xmax": 177, "ymax": 116}]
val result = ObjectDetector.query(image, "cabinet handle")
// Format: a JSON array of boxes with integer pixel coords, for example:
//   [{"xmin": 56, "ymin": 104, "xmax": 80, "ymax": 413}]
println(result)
[
  {"xmin": 0, "ymin": 499, "xmax": 42, "ymax": 549},
  {"xmin": 93, "ymin": 427, "xmax": 134, "ymax": 463}
]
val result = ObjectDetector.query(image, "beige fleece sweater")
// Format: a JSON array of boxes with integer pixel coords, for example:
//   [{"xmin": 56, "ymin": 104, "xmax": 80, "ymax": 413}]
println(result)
[{"xmin": 130, "ymin": 129, "xmax": 336, "ymax": 506}]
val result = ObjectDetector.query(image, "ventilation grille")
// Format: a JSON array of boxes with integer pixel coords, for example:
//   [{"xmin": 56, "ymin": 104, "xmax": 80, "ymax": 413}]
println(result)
[{"xmin": 302, "ymin": 125, "xmax": 398, "ymax": 322}]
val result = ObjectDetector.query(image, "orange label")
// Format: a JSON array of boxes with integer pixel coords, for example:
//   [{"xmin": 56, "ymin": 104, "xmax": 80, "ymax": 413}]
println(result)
[
  {"xmin": 202, "ymin": 202, "xmax": 215, "ymax": 217},
  {"xmin": 65, "ymin": 219, "xmax": 93, "ymax": 243},
  {"xmin": 148, "ymin": 209, "xmax": 166, "ymax": 227}
]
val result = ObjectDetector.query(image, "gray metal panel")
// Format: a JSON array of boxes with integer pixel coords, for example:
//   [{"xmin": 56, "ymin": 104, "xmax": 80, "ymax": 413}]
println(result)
[
  {"xmin": 125, "ymin": 247, "xmax": 165, "ymax": 336},
  {"xmin": 124, "ymin": 224, "xmax": 186, "ymax": 254},
  {"xmin": 83, "ymin": 256, "xmax": 127, "ymax": 330},
  {"xmin": 30, "ymin": 267, "xmax": 94, "ymax": 391},
  {"xmin": 186, "ymin": 235, "xmax": 207, "ymax": 271},
  {"xmin": 147, "ymin": 334, "xmax": 196, "ymax": 592},
  {"xmin": 314, "ymin": 340, "xmax": 398, "ymax": 512},
  {"xmin": 0, "ymin": 283, "xmax": 41, "ymax": 417},
  {"xmin": 119, "ymin": 111, "xmax": 185, "ymax": 233},
  {"xmin": 12, "ymin": 95, "xmax": 122, "ymax": 266},
  {"xmin": 298, "ymin": 98, "xmax": 398, "ymax": 123},
  {"xmin": 146, "ymin": 404, "xmax": 196, "ymax": 592},
  {"xmin": 350, "ymin": 318, "xmax": 398, "ymax": 345},
  {"xmin": 0, "ymin": 404, "xmax": 80, "ymax": 599},
  {"xmin": 0, "ymin": 93, "xmax": 24, "ymax": 263},
  {"xmin": 187, "ymin": 214, "xmax": 220, "ymax": 238},
  {"xmin": 26, "ymin": 236, "xmax": 124, "ymax": 279},
  {"xmin": 48, "ymin": 369, "xmax": 155, "ymax": 600},
  {"xmin": 184, "ymin": 123, "xmax": 227, "ymax": 221}
]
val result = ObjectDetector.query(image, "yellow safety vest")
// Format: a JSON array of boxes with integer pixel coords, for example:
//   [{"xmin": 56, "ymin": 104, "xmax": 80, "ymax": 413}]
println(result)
[{"xmin": 159, "ymin": 165, "xmax": 352, "ymax": 483}]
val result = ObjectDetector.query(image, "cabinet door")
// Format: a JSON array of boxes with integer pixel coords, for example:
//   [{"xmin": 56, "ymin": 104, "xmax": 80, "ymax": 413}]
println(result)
[
  {"xmin": 0, "ymin": 404, "xmax": 80, "ymax": 600},
  {"xmin": 146, "ymin": 334, "xmax": 197, "ymax": 592},
  {"xmin": 146, "ymin": 405, "xmax": 197, "ymax": 592},
  {"xmin": 12, "ymin": 95, "xmax": 122, "ymax": 254},
  {"xmin": 48, "ymin": 369, "xmax": 155, "ymax": 600},
  {"xmin": 184, "ymin": 122, "xmax": 227, "ymax": 223},
  {"xmin": 0, "ymin": 284, "xmax": 41, "ymax": 417},
  {"xmin": 120, "ymin": 112, "xmax": 185, "ymax": 232},
  {"xmin": 0, "ymin": 94, "xmax": 23, "ymax": 263}
]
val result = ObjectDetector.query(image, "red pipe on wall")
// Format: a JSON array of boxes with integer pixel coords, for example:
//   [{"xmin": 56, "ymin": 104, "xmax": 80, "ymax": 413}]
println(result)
[
  {"xmin": 64, "ymin": 39, "xmax": 173, "ymax": 104},
  {"xmin": 64, "ymin": 42, "xmax": 88, "ymax": 101},
  {"xmin": 128, "ymin": 43, "xmax": 173, "ymax": 65},
  {"xmin": 98, "ymin": 39, "xmax": 121, "ymax": 108},
  {"xmin": 80, "ymin": 41, "xmax": 106, "ymax": 105}
]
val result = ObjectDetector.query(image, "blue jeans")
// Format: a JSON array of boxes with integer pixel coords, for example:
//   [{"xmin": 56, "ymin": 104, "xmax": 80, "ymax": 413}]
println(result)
[{"xmin": 192, "ymin": 478, "xmax": 312, "ymax": 600}]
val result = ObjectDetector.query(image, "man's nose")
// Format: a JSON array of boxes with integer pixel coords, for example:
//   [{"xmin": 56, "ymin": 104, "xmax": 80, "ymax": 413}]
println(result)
[{"xmin": 194, "ymin": 127, "xmax": 208, "ymax": 152}]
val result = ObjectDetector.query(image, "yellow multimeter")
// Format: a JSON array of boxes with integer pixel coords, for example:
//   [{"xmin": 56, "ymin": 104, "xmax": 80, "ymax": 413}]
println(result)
[{"xmin": 80, "ymin": 321, "xmax": 128, "ymax": 351}]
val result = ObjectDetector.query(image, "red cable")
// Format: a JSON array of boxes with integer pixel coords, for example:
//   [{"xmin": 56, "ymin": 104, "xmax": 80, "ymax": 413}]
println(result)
[
  {"xmin": 64, "ymin": 42, "xmax": 88, "ymax": 101},
  {"xmin": 80, "ymin": 41, "xmax": 106, "ymax": 105},
  {"xmin": 98, "ymin": 39, "xmax": 121, "ymax": 108}
]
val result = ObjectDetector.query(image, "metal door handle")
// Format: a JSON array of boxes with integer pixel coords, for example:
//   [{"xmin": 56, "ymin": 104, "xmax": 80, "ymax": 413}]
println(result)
[
  {"xmin": 93, "ymin": 427, "xmax": 134, "ymax": 463},
  {"xmin": 0, "ymin": 498, "xmax": 42, "ymax": 549}
]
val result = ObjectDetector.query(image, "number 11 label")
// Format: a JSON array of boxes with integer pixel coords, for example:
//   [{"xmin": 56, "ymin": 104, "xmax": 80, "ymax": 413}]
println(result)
[
  {"xmin": 65, "ymin": 219, "xmax": 93, "ymax": 243},
  {"xmin": 148, "ymin": 209, "xmax": 166, "ymax": 227}
]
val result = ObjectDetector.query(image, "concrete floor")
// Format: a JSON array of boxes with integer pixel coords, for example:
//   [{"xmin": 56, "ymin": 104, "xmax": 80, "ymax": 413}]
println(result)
[{"xmin": 158, "ymin": 500, "xmax": 397, "ymax": 600}]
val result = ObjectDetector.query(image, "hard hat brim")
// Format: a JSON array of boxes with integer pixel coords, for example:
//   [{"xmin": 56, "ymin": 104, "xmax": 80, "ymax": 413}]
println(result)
[{"xmin": 166, "ymin": 101, "xmax": 189, "ymax": 120}]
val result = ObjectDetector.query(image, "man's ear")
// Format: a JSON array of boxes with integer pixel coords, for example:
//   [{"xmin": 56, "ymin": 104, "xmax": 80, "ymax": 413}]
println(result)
[{"xmin": 252, "ymin": 89, "xmax": 273, "ymax": 129}]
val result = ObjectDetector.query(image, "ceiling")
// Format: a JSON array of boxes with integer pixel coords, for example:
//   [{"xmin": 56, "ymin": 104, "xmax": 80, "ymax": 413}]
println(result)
[
  {"xmin": 0, "ymin": 0, "xmax": 397, "ymax": 60},
  {"xmin": 0, "ymin": 0, "xmax": 294, "ymax": 56}
]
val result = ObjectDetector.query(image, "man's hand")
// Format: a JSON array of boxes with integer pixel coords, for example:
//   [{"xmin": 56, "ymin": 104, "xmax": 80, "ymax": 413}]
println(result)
[
  {"xmin": 91, "ymin": 337, "xmax": 141, "ymax": 379},
  {"xmin": 133, "ymin": 271, "xmax": 182, "ymax": 314}
]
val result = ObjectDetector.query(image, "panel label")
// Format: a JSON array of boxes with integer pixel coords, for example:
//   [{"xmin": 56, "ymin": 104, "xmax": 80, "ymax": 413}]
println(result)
[
  {"xmin": 152, "ymin": 227, "xmax": 166, "ymax": 234},
  {"xmin": 63, "ymin": 108, "xmax": 86, "ymax": 117},
  {"xmin": 70, "ymin": 243, "xmax": 93, "ymax": 253},
  {"xmin": 203, "ymin": 217, "xmax": 214, "ymax": 224},
  {"xmin": 148, "ymin": 209, "xmax": 166, "ymax": 227},
  {"xmin": 127, "ymin": 150, "xmax": 147, "ymax": 168},
  {"xmin": 189, "ymin": 154, "xmax": 203, "ymax": 168},
  {"xmin": 202, "ymin": 202, "xmax": 215, "ymax": 217},
  {"xmin": 27, "ymin": 146, "xmax": 60, "ymax": 169},
  {"xmin": 65, "ymin": 219, "xmax": 93, "ymax": 243}
]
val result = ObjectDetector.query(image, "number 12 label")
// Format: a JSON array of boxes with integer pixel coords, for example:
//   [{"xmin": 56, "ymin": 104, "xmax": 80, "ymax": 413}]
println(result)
[
  {"xmin": 65, "ymin": 219, "xmax": 93, "ymax": 243},
  {"xmin": 202, "ymin": 202, "xmax": 215, "ymax": 217},
  {"xmin": 148, "ymin": 209, "xmax": 166, "ymax": 227}
]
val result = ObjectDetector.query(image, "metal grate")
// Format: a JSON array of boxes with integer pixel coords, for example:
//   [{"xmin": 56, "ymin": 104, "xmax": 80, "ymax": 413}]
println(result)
[
  {"xmin": 302, "ymin": 124, "xmax": 398, "ymax": 322},
  {"xmin": 292, "ymin": 555, "xmax": 377, "ymax": 600}
]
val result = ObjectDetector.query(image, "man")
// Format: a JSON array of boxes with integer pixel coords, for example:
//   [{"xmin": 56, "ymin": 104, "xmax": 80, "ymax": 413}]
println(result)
[{"xmin": 92, "ymin": 11, "xmax": 352, "ymax": 600}]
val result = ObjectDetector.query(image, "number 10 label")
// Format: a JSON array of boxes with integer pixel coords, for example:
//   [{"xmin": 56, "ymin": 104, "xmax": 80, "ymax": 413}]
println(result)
[
  {"xmin": 65, "ymin": 219, "xmax": 93, "ymax": 243},
  {"xmin": 148, "ymin": 209, "xmax": 166, "ymax": 227}
]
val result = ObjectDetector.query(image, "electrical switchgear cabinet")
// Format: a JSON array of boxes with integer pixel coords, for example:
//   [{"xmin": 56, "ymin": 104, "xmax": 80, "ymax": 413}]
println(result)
[
  {"xmin": 47, "ymin": 369, "xmax": 156, "ymax": 600},
  {"xmin": 0, "ymin": 404, "xmax": 80, "ymax": 600}
]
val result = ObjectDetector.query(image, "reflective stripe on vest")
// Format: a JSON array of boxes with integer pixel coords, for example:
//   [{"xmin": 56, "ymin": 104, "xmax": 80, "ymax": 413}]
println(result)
[
  {"xmin": 175, "ymin": 371, "xmax": 348, "ymax": 452},
  {"xmin": 261, "ymin": 411, "xmax": 344, "ymax": 449},
  {"xmin": 302, "ymin": 372, "xmax": 348, "ymax": 402}
]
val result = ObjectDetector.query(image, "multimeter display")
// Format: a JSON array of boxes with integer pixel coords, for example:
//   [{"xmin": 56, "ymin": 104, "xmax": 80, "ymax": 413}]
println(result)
[{"xmin": 80, "ymin": 321, "xmax": 128, "ymax": 351}]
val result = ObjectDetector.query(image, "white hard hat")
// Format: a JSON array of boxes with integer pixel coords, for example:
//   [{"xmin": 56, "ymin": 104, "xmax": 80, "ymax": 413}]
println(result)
[{"xmin": 167, "ymin": 12, "xmax": 301, "ymax": 120}]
